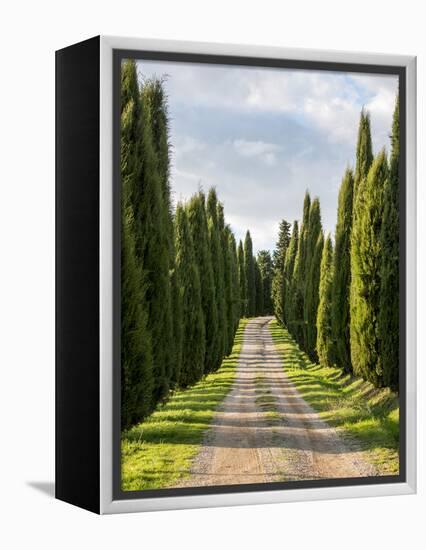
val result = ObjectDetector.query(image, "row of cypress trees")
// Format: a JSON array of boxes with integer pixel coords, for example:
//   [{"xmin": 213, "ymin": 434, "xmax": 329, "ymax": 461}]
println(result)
[
  {"xmin": 121, "ymin": 60, "xmax": 268, "ymax": 430},
  {"xmin": 257, "ymin": 250, "xmax": 274, "ymax": 316},
  {"xmin": 349, "ymin": 98, "xmax": 400, "ymax": 390},
  {"xmin": 238, "ymin": 231, "xmax": 274, "ymax": 318},
  {"xmin": 272, "ymin": 193, "xmax": 325, "ymax": 362},
  {"xmin": 172, "ymin": 188, "xmax": 241, "ymax": 390},
  {"xmin": 121, "ymin": 60, "xmax": 239, "ymax": 428},
  {"xmin": 274, "ymin": 97, "xmax": 400, "ymax": 391}
]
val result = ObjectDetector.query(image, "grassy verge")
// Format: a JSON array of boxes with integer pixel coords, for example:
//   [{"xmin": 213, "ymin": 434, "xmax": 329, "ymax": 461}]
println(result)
[
  {"xmin": 269, "ymin": 320, "xmax": 399, "ymax": 475},
  {"xmin": 121, "ymin": 318, "xmax": 249, "ymax": 491}
]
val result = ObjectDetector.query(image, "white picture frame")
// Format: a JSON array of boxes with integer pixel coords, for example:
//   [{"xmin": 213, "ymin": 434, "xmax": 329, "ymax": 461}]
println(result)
[
  {"xmin": 99, "ymin": 36, "xmax": 416, "ymax": 514},
  {"xmin": 55, "ymin": 35, "xmax": 416, "ymax": 514}
]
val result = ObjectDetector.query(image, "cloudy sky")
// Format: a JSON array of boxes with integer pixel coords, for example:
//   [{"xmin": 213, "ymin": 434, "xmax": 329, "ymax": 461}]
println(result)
[{"xmin": 134, "ymin": 59, "xmax": 398, "ymax": 254}]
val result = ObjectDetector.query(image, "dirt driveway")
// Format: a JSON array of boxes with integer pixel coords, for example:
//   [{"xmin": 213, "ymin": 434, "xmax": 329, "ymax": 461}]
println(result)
[{"xmin": 177, "ymin": 317, "xmax": 375, "ymax": 487}]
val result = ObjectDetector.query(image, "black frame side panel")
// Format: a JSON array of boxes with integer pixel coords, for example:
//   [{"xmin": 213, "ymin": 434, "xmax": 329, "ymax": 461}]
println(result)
[{"xmin": 55, "ymin": 36, "xmax": 100, "ymax": 514}]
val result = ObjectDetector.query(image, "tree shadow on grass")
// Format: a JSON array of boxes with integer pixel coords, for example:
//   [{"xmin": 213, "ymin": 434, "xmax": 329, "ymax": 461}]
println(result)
[{"xmin": 269, "ymin": 321, "xmax": 400, "ymax": 453}]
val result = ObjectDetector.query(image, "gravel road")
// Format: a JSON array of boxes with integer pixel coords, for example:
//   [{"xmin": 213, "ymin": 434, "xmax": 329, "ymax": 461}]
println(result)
[{"xmin": 177, "ymin": 317, "xmax": 375, "ymax": 488}]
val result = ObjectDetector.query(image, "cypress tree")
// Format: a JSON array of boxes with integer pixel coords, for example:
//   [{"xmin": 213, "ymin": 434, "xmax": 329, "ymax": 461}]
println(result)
[
  {"xmin": 292, "ymin": 192, "xmax": 311, "ymax": 345},
  {"xmin": 304, "ymin": 198, "xmax": 323, "ymax": 359},
  {"xmin": 142, "ymin": 78, "xmax": 173, "ymax": 219},
  {"xmin": 207, "ymin": 188, "xmax": 228, "ymax": 357},
  {"xmin": 331, "ymin": 168, "xmax": 354, "ymax": 373},
  {"xmin": 121, "ymin": 64, "xmax": 173, "ymax": 406},
  {"xmin": 170, "ymin": 265, "xmax": 183, "ymax": 388},
  {"xmin": 317, "ymin": 235, "xmax": 334, "ymax": 368},
  {"xmin": 120, "ymin": 60, "xmax": 145, "ymax": 261},
  {"xmin": 244, "ymin": 231, "xmax": 256, "ymax": 317},
  {"xmin": 186, "ymin": 192, "xmax": 221, "ymax": 373},
  {"xmin": 121, "ymin": 60, "xmax": 143, "ymax": 203},
  {"xmin": 283, "ymin": 221, "xmax": 299, "ymax": 330},
  {"xmin": 350, "ymin": 150, "xmax": 388, "ymax": 386},
  {"xmin": 174, "ymin": 204, "xmax": 206, "ymax": 387},
  {"xmin": 378, "ymin": 96, "xmax": 400, "ymax": 391},
  {"xmin": 141, "ymin": 77, "xmax": 176, "ymax": 396},
  {"xmin": 257, "ymin": 250, "xmax": 273, "ymax": 315},
  {"xmin": 349, "ymin": 107, "xmax": 375, "ymax": 383},
  {"xmin": 272, "ymin": 220, "xmax": 291, "ymax": 268},
  {"xmin": 121, "ymin": 211, "xmax": 154, "ymax": 429},
  {"xmin": 120, "ymin": 65, "xmax": 154, "ymax": 428},
  {"xmin": 238, "ymin": 240, "xmax": 247, "ymax": 316},
  {"xmin": 354, "ymin": 109, "xmax": 374, "ymax": 196},
  {"xmin": 218, "ymin": 202, "xmax": 233, "ymax": 355},
  {"xmin": 271, "ymin": 220, "xmax": 291, "ymax": 323},
  {"xmin": 254, "ymin": 258, "xmax": 264, "ymax": 316},
  {"xmin": 229, "ymin": 231, "xmax": 241, "ymax": 334},
  {"xmin": 306, "ymin": 231, "xmax": 324, "ymax": 361}
]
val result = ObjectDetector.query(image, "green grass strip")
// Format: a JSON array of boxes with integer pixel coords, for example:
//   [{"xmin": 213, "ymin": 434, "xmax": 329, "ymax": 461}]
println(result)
[
  {"xmin": 269, "ymin": 320, "xmax": 399, "ymax": 475},
  {"xmin": 121, "ymin": 318, "xmax": 249, "ymax": 491}
]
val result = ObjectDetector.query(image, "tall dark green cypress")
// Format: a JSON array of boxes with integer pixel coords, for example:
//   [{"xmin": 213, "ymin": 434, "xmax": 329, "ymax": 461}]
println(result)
[
  {"xmin": 244, "ymin": 231, "xmax": 256, "ymax": 317},
  {"xmin": 174, "ymin": 204, "xmax": 206, "ymax": 387},
  {"xmin": 120, "ymin": 63, "xmax": 154, "ymax": 427},
  {"xmin": 331, "ymin": 168, "xmax": 354, "ymax": 373},
  {"xmin": 224, "ymin": 226, "xmax": 240, "ymax": 346},
  {"xmin": 304, "ymin": 198, "xmax": 323, "ymax": 359},
  {"xmin": 207, "ymin": 188, "xmax": 228, "ymax": 357},
  {"xmin": 142, "ymin": 77, "xmax": 176, "ymax": 394},
  {"xmin": 350, "ymin": 150, "xmax": 388, "ymax": 386},
  {"xmin": 170, "ymin": 266, "xmax": 183, "ymax": 388},
  {"xmin": 306, "ymin": 232, "xmax": 324, "ymax": 361},
  {"xmin": 291, "ymin": 192, "xmax": 311, "ymax": 346},
  {"xmin": 257, "ymin": 250, "xmax": 273, "ymax": 315},
  {"xmin": 218, "ymin": 202, "xmax": 233, "ymax": 355},
  {"xmin": 317, "ymin": 235, "xmax": 334, "ymax": 368},
  {"xmin": 142, "ymin": 78, "xmax": 172, "ymax": 218},
  {"xmin": 378, "ymin": 96, "xmax": 400, "ymax": 391},
  {"xmin": 238, "ymin": 240, "xmax": 247, "ymax": 316},
  {"xmin": 349, "ymin": 108, "xmax": 374, "ymax": 382},
  {"xmin": 121, "ymin": 212, "xmax": 154, "ymax": 429},
  {"xmin": 121, "ymin": 60, "xmax": 143, "ymax": 201},
  {"xmin": 129, "ymin": 80, "xmax": 173, "ymax": 403},
  {"xmin": 354, "ymin": 110, "xmax": 374, "ymax": 196},
  {"xmin": 121, "ymin": 60, "xmax": 145, "ymax": 260},
  {"xmin": 271, "ymin": 220, "xmax": 291, "ymax": 323},
  {"xmin": 283, "ymin": 221, "xmax": 299, "ymax": 330},
  {"xmin": 351, "ymin": 110, "xmax": 374, "ymax": 269},
  {"xmin": 187, "ymin": 192, "xmax": 221, "ymax": 373},
  {"xmin": 254, "ymin": 258, "xmax": 264, "ymax": 316},
  {"xmin": 121, "ymin": 64, "xmax": 173, "ymax": 407}
]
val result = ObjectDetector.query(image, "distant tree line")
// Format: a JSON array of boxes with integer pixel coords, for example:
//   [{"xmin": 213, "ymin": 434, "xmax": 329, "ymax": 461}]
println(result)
[
  {"xmin": 272, "ymin": 97, "xmax": 400, "ymax": 392},
  {"xmin": 121, "ymin": 60, "xmax": 273, "ymax": 430},
  {"xmin": 238, "ymin": 232, "xmax": 274, "ymax": 318}
]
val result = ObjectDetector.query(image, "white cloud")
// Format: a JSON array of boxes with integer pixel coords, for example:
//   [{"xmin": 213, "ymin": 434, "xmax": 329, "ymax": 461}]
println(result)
[
  {"xmin": 264, "ymin": 152, "xmax": 278, "ymax": 166},
  {"xmin": 135, "ymin": 59, "xmax": 399, "ymax": 252},
  {"xmin": 175, "ymin": 136, "xmax": 206, "ymax": 155},
  {"xmin": 303, "ymin": 95, "xmax": 359, "ymax": 144},
  {"xmin": 231, "ymin": 139, "xmax": 282, "ymax": 165},
  {"xmin": 138, "ymin": 60, "xmax": 397, "ymax": 150}
]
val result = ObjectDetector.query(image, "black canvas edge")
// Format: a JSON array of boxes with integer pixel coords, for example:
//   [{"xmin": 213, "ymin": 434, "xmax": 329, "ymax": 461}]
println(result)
[
  {"xmin": 55, "ymin": 35, "xmax": 101, "ymax": 514},
  {"xmin": 112, "ymin": 49, "xmax": 407, "ymax": 502}
]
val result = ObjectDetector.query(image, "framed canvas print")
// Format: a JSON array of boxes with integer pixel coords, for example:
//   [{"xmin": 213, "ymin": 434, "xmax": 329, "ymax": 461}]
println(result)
[{"xmin": 55, "ymin": 36, "xmax": 417, "ymax": 514}]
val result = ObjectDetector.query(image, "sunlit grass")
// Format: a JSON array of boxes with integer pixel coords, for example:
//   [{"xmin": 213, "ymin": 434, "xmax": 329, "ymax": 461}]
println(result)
[
  {"xmin": 121, "ymin": 319, "xmax": 249, "ymax": 491},
  {"xmin": 269, "ymin": 320, "xmax": 399, "ymax": 475}
]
